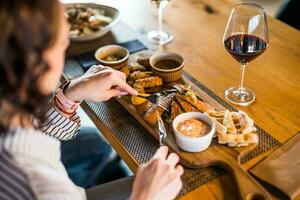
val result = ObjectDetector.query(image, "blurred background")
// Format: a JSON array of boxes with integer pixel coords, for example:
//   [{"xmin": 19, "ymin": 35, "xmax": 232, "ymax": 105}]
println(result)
[{"xmin": 61, "ymin": 0, "xmax": 299, "ymax": 30}]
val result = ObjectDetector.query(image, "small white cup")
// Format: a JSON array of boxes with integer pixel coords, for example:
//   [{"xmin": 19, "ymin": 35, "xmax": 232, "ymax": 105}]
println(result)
[{"xmin": 172, "ymin": 112, "xmax": 215, "ymax": 152}]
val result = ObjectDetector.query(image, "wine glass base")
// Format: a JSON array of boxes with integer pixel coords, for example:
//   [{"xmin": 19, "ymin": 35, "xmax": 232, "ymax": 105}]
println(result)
[
  {"xmin": 224, "ymin": 87, "xmax": 255, "ymax": 107},
  {"xmin": 147, "ymin": 30, "xmax": 173, "ymax": 45}
]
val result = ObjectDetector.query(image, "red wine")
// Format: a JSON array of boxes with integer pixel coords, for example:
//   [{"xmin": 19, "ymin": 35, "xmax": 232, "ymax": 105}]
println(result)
[{"xmin": 224, "ymin": 34, "xmax": 267, "ymax": 64}]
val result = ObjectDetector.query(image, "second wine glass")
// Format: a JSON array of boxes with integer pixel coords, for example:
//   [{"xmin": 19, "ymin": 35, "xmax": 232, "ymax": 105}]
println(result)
[
  {"xmin": 148, "ymin": 0, "xmax": 173, "ymax": 45},
  {"xmin": 223, "ymin": 3, "xmax": 269, "ymax": 106}
]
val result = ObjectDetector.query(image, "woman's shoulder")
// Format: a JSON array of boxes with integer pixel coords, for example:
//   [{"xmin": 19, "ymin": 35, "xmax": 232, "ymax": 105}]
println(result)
[
  {"xmin": 0, "ymin": 129, "xmax": 85, "ymax": 200},
  {"xmin": 0, "ymin": 148, "xmax": 37, "ymax": 200}
]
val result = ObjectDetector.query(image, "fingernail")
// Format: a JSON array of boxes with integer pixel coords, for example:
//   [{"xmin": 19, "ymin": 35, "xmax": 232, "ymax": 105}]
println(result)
[
  {"xmin": 133, "ymin": 90, "xmax": 138, "ymax": 96},
  {"xmin": 120, "ymin": 91, "xmax": 128, "ymax": 96}
]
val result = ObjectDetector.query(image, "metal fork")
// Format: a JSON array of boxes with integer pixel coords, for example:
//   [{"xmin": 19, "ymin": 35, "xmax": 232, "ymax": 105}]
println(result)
[
  {"xmin": 137, "ymin": 88, "xmax": 178, "ymax": 103},
  {"xmin": 156, "ymin": 111, "xmax": 167, "ymax": 146}
]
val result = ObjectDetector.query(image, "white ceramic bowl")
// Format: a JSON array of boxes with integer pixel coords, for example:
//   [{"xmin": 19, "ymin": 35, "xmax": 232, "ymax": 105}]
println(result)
[
  {"xmin": 63, "ymin": 3, "xmax": 120, "ymax": 42},
  {"xmin": 94, "ymin": 45, "xmax": 129, "ymax": 70},
  {"xmin": 172, "ymin": 112, "xmax": 215, "ymax": 152}
]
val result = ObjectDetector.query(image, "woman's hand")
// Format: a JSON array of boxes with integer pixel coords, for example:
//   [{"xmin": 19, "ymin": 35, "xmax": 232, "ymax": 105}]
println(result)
[
  {"xmin": 64, "ymin": 65, "xmax": 138, "ymax": 102},
  {"xmin": 131, "ymin": 146, "xmax": 184, "ymax": 200}
]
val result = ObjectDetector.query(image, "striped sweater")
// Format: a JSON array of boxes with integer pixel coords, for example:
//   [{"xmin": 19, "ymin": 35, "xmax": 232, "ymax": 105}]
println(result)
[{"xmin": 0, "ymin": 103, "xmax": 85, "ymax": 200}]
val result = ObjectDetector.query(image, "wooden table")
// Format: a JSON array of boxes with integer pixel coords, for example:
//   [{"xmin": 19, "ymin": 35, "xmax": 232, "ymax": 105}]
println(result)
[{"xmin": 64, "ymin": 0, "xmax": 300, "ymax": 199}]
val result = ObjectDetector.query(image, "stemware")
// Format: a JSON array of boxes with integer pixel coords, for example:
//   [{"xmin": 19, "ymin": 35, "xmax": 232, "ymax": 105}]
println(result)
[
  {"xmin": 148, "ymin": 0, "xmax": 173, "ymax": 45},
  {"xmin": 223, "ymin": 3, "xmax": 269, "ymax": 106}
]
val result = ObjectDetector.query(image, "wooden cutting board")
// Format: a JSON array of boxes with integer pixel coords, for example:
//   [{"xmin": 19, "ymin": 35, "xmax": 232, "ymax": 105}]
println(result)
[{"xmin": 115, "ymin": 51, "xmax": 271, "ymax": 199}]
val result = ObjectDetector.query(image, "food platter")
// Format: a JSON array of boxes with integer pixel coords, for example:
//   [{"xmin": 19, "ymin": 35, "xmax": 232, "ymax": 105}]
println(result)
[
  {"xmin": 114, "ymin": 51, "xmax": 259, "ymax": 148},
  {"xmin": 112, "ymin": 50, "xmax": 271, "ymax": 199},
  {"xmin": 63, "ymin": 3, "xmax": 120, "ymax": 42}
]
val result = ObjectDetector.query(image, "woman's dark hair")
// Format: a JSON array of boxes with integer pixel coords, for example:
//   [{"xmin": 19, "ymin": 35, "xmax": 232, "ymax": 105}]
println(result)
[{"xmin": 0, "ymin": 0, "xmax": 59, "ymax": 130}]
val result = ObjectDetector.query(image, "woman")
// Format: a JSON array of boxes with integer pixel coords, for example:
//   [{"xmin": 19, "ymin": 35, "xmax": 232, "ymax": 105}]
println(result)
[{"xmin": 0, "ymin": 0, "xmax": 183, "ymax": 200}]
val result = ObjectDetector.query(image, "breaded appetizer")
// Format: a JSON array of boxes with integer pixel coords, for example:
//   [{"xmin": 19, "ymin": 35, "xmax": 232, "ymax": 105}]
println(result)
[
  {"xmin": 128, "ymin": 71, "xmax": 152, "ymax": 81},
  {"xmin": 135, "ymin": 76, "xmax": 163, "ymax": 88},
  {"xmin": 119, "ymin": 66, "xmax": 130, "ymax": 78},
  {"xmin": 170, "ymin": 100, "xmax": 182, "ymax": 121},
  {"xmin": 127, "ymin": 80, "xmax": 134, "ymax": 87},
  {"xmin": 143, "ymin": 104, "xmax": 165, "ymax": 125},
  {"xmin": 206, "ymin": 109, "xmax": 258, "ymax": 147},
  {"xmin": 175, "ymin": 95, "xmax": 198, "ymax": 112},
  {"xmin": 137, "ymin": 57, "xmax": 151, "ymax": 69},
  {"xmin": 176, "ymin": 94, "xmax": 208, "ymax": 112},
  {"xmin": 133, "ymin": 83, "xmax": 145, "ymax": 94},
  {"xmin": 129, "ymin": 63, "xmax": 146, "ymax": 72}
]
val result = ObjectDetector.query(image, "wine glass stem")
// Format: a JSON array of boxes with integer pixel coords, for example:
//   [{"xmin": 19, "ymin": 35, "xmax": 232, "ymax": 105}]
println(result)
[
  {"xmin": 239, "ymin": 64, "xmax": 246, "ymax": 93},
  {"xmin": 158, "ymin": 3, "xmax": 164, "ymax": 41}
]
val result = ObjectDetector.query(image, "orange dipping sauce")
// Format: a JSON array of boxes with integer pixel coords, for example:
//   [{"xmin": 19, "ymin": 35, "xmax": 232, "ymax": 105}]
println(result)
[{"xmin": 177, "ymin": 118, "xmax": 210, "ymax": 137}]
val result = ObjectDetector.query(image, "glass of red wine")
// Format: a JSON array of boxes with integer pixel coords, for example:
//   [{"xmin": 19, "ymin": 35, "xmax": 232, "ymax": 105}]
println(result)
[{"xmin": 223, "ymin": 3, "xmax": 269, "ymax": 106}]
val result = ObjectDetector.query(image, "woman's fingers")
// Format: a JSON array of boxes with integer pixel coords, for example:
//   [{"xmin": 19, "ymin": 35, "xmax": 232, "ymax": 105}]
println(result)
[
  {"xmin": 131, "ymin": 146, "xmax": 183, "ymax": 200},
  {"xmin": 151, "ymin": 146, "xmax": 169, "ymax": 161},
  {"xmin": 175, "ymin": 165, "xmax": 184, "ymax": 177},
  {"xmin": 113, "ymin": 76, "xmax": 138, "ymax": 96},
  {"xmin": 166, "ymin": 153, "xmax": 180, "ymax": 168},
  {"xmin": 106, "ymin": 89, "xmax": 125, "ymax": 99}
]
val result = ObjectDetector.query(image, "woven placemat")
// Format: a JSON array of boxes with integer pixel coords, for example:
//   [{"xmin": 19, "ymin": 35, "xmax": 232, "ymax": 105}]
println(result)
[{"xmin": 84, "ymin": 71, "xmax": 281, "ymax": 196}]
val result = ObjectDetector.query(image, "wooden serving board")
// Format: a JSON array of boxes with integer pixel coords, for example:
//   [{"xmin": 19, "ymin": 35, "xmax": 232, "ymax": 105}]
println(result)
[{"xmin": 115, "ymin": 51, "xmax": 271, "ymax": 199}]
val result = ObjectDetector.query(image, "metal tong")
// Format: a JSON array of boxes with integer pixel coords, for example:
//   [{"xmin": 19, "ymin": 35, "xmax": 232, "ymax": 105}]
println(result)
[{"xmin": 156, "ymin": 111, "xmax": 167, "ymax": 146}]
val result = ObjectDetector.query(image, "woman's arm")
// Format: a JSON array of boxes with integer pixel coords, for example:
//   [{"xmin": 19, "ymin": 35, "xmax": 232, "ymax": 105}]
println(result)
[
  {"xmin": 36, "ymin": 101, "xmax": 81, "ymax": 140},
  {"xmin": 36, "ymin": 65, "xmax": 137, "ymax": 141}
]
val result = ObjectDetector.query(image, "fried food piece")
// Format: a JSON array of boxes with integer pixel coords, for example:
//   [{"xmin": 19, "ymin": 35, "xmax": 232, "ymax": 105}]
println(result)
[
  {"xmin": 128, "ymin": 71, "xmax": 152, "ymax": 81},
  {"xmin": 207, "ymin": 109, "xmax": 258, "ymax": 147},
  {"xmin": 206, "ymin": 110, "xmax": 227, "ymax": 118},
  {"xmin": 210, "ymin": 116, "xmax": 227, "ymax": 135},
  {"xmin": 133, "ymin": 83, "xmax": 145, "ymax": 94},
  {"xmin": 218, "ymin": 132, "xmax": 258, "ymax": 147},
  {"xmin": 136, "ymin": 101, "xmax": 153, "ymax": 115},
  {"xmin": 238, "ymin": 110, "xmax": 256, "ymax": 134},
  {"xmin": 137, "ymin": 57, "xmax": 151, "ymax": 69},
  {"xmin": 129, "ymin": 63, "xmax": 146, "ymax": 72},
  {"xmin": 143, "ymin": 104, "xmax": 165, "ymax": 125},
  {"xmin": 127, "ymin": 80, "xmax": 134, "ymax": 87},
  {"xmin": 135, "ymin": 76, "xmax": 163, "ymax": 88},
  {"xmin": 223, "ymin": 111, "xmax": 237, "ymax": 134},
  {"xmin": 170, "ymin": 100, "xmax": 182, "ymax": 121},
  {"xmin": 131, "ymin": 96, "xmax": 148, "ymax": 106},
  {"xmin": 119, "ymin": 66, "xmax": 130, "ymax": 78},
  {"xmin": 175, "ymin": 95, "xmax": 198, "ymax": 112},
  {"xmin": 176, "ymin": 95, "xmax": 208, "ymax": 112}
]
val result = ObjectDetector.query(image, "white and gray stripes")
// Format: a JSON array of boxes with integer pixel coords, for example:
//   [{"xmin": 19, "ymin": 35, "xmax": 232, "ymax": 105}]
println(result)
[
  {"xmin": 0, "ymin": 127, "xmax": 86, "ymax": 200},
  {"xmin": 1, "ymin": 128, "xmax": 61, "ymax": 167},
  {"xmin": 0, "ymin": 102, "xmax": 85, "ymax": 199},
  {"xmin": 0, "ymin": 148, "xmax": 36, "ymax": 200},
  {"xmin": 37, "ymin": 105, "xmax": 81, "ymax": 140}
]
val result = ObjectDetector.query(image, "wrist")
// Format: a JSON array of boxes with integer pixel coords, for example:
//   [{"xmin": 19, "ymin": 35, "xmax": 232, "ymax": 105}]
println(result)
[
  {"xmin": 53, "ymin": 80, "xmax": 82, "ymax": 116},
  {"xmin": 63, "ymin": 80, "xmax": 82, "ymax": 102},
  {"xmin": 130, "ymin": 189, "xmax": 149, "ymax": 200}
]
